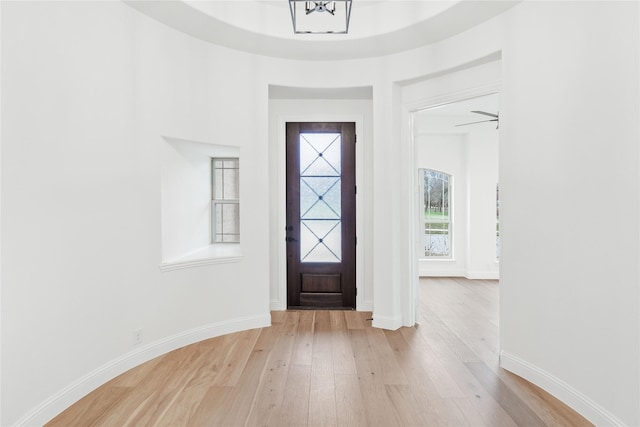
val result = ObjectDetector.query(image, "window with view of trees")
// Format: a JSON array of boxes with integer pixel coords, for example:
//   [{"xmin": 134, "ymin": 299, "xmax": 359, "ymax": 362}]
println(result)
[{"xmin": 421, "ymin": 169, "xmax": 451, "ymax": 257}]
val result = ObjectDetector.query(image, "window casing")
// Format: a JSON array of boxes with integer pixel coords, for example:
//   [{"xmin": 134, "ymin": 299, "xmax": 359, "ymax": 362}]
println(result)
[
  {"xmin": 420, "ymin": 169, "xmax": 451, "ymax": 258},
  {"xmin": 496, "ymin": 183, "xmax": 500, "ymax": 260},
  {"xmin": 212, "ymin": 158, "xmax": 240, "ymax": 243}
]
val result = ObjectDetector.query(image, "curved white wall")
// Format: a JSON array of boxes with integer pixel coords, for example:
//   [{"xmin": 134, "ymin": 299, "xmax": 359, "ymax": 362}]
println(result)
[
  {"xmin": 1, "ymin": 2, "xmax": 274, "ymax": 424},
  {"xmin": 1, "ymin": 1, "xmax": 638, "ymax": 426},
  {"xmin": 499, "ymin": 2, "xmax": 639, "ymax": 425}
]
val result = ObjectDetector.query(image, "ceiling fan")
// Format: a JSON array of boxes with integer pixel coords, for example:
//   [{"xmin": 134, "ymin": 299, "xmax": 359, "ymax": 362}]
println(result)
[{"xmin": 456, "ymin": 111, "xmax": 499, "ymax": 129}]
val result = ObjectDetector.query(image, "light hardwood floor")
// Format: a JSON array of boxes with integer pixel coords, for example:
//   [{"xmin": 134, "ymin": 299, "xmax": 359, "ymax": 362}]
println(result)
[{"xmin": 47, "ymin": 278, "xmax": 593, "ymax": 426}]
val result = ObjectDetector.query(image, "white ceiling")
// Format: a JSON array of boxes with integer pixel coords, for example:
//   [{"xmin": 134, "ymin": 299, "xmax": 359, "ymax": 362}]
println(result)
[
  {"xmin": 124, "ymin": 1, "xmax": 520, "ymax": 60},
  {"xmin": 414, "ymin": 92, "xmax": 500, "ymax": 131}
]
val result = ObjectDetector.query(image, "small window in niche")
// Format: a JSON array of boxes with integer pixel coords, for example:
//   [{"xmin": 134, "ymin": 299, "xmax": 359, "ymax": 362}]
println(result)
[{"xmin": 212, "ymin": 158, "xmax": 240, "ymax": 243}]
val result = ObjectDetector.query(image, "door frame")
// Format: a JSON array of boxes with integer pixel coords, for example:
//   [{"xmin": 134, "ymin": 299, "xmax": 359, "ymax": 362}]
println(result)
[
  {"xmin": 402, "ymin": 81, "xmax": 501, "ymax": 325},
  {"xmin": 273, "ymin": 113, "xmax": 366, "ymax": 311}
]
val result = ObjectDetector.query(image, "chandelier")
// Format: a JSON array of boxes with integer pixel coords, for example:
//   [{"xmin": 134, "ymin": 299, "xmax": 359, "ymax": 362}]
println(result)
[{"xmin": 289, "ymin": 1, "xmax": 353, "ymax": 34}]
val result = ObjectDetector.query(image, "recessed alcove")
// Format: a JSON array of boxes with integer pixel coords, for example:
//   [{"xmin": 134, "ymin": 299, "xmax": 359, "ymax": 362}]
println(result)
[{"xmin": 159, "ymin": 136, "xmax": 242, "ymax": 270}]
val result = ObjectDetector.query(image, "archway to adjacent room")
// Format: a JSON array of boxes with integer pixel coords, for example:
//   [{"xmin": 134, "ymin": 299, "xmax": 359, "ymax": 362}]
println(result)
[{"xmin": 403, "ymin": 85, "xmax": 501, "ymax": 325}]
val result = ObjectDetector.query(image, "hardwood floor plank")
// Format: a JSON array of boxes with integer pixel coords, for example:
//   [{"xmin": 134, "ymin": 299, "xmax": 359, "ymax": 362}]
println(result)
[
  {"xmin": 211, "ymin": 328, "xmax": 261, "ymax": 387},
  {"xmin": 47, "ymin": 278, "xmax": 594, "ymax": 427},
  {"xmin": 334, "ymin": 374, "xmax": 367, "ymax": 427},
  {"xmin": 330, "ymin": 311, "xmax": 358, "ymax": 375},
  {"xmin": 344, "ymin": 310, "xmax": 369, "ymax": 330},
  {"xmin": 350, "ymin": 328, "xmax": 382, "ymax": 384},
  {"xmin": 499, "ymin": 370, "xmax": 593, "ymax": 427},
  {"xmin": 453, "ymin": 396, "xmax": 518, "ymax": 427},
  {"xmin": 244, "ymin": 311, "xmax": 298, "ymax": 426},
  {"xmin": 87, "ymin": 347, "xmax": 194, "ymax": 427},
  {"xmin": 365, "ymin": 327, "xmax": 408, "ymax": 385},
  {"xmin": 216, "ymin": 322, "xmax": 282, "ymax": 426},
  {"xmin": 358, "ymin": 382, "xmax": 402, "ymax": 427},
  {"xmin": 466, "ymin": 360, "xmax": 547, "ymax": 427},
  {"xmin": 291, "ymin": 310, "xmax": 315, "ymax": 366},
  {"xmin": 108, "ymin": 356, "xmax": 164, "ymax": 388},
  {"xmin": 278, "ymin": 364, "xmax": 311, "ymax": 426},
  {"xmin": 429, "ymin": 397, "xmax": 476, "ymax": 427},
  {"xmin": 46, "ymin": 386, "xmax": 132, "ymax": 427},
  {"xmin": 186, "ymin": 385, "xmax": 233, "ymax": 426},
  {"xmin": 385, "ymin": 384, "xmax": 429, "ymax": 426},
  {"xmin": 308, "ymin": 311, "xmax": 337, "ymax": 427},
  {"xmin": 128, "ymin": 345, "xmax": 212, "ymax": 426},
  {"xmin": 151, "ymin": 343, "xmax": 230, "ymax": 426}
]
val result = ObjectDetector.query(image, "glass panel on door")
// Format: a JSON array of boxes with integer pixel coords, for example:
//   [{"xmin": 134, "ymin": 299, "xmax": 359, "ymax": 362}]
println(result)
[{"xmin": 299, "ymin": 133, "xmax": 342, "ymax": 263}]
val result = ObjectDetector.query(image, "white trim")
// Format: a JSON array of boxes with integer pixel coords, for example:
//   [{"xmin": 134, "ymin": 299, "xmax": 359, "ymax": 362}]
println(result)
[
  {"xmin": 270, "ymin": 299, "xmax": 282, "ymax": 311},
  {"xmin": 159, "ymin": 244, "xmax": 243, "ymax": 272},
  {"xmin": 404, "ymin": 81, "xmax": 501, "ymax": 114},
  {"xmin": 465, "ymin": 271, "xmax": 499, "ymax": 280},
  {"xmin": 419, "ymin": 272, "xmax": 467, "ymax": 278},
  {"xmin": 500, "ymin": 351, "xmax": 626, "ymax": 427},
  {"xmin": 403, "ymin": 80, "xmax": 501, "ymax": 328},
  {"xmin": 359, "ymin": 300, "xmax": 373, "ymax": 312},
  {"xmin": 15, "ymin": 313, "xmax": 271, "ymax": 427},
  {"xmin": 372, "ymin": 314, "xmax": 403, "ymax": 331},
  {"xmin": 159, "ymin": 255, "xmax": 243, "ymax": 272},
  {"xmin": 0, "ymin": 2, "xmax": 3, "ymax": 424},
  {"xmin": 418, "ymin": 266, "xmax": 467, "ymax": 277}
]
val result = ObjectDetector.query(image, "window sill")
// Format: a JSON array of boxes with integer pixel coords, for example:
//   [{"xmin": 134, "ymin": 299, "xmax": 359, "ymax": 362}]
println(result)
[{"xmin": 159, "ymin": 244, "xmax": 243, "ymax": 272}]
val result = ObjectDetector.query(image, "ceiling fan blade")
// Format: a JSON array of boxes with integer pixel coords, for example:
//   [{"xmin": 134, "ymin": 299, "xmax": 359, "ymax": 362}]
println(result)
[
  {"xmin": 471, "ymin": 110, "xmax": 499, "ymax": 118},
  {"xmin": 455, "ymin": 119, "xmax": 498, "ymax": 127}
]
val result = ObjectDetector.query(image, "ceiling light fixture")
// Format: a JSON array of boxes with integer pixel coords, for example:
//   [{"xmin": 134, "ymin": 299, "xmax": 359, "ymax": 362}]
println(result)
[{"xmin": 289, "ymin": 1, "xmax": 352, "ymax": 34}]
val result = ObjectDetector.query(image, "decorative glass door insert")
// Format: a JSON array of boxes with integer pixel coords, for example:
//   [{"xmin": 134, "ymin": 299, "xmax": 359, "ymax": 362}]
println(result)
[{"xmin": 299, "ymin": 133, "xmax": 342, "ymax": 263}]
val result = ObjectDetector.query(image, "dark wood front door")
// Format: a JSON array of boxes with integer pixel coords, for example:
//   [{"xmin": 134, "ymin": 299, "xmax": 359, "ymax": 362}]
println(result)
[{"xmin": 286, "ymin": 122, "xmax": 356, "ymax": 309}]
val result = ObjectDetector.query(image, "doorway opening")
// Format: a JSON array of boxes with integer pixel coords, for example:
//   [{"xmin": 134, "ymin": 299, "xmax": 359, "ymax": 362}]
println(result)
[
  {"xmin": 285, "ymin": 122, "xmax": 357, "ymax": 309},
  {"xmin": 411, "ymin": 92, "xmax": 500, "ymax": 318}
]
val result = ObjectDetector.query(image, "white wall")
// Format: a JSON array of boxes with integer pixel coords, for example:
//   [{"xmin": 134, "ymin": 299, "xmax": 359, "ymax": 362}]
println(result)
[
  {"xmin": 466, "ymin": 129, "xmax": 499, "ymax": 278},
  {"xmin": 499, "ymin": 2, "xmax": 639, "ymax": 425},
  {"xmin": 1, "ymin": 1, "xmax": 639, "ymax": 426},
  {"xmin": 1, "ymin": 3, "xmax": 271, "ymax": 425}
]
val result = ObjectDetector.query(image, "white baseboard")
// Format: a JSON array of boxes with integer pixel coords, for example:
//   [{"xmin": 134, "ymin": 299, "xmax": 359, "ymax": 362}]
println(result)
[
  {"xmin": 500, "ymin": 351, "xmax": 625, "ymax": 427},
  {"xmin": 15, "ymin": 313, "xmax": 272, "ymax": 427},
  {"xmin": 418, "ymin": 269, "xmax": 467, "ymax": 277},
  {"xmin": 372, "ymin": 314, "xmax": 403, "ymax": 330},
  {"xmin": 465, "ymin": 271, "xmax": 499, "ymax": 280}
]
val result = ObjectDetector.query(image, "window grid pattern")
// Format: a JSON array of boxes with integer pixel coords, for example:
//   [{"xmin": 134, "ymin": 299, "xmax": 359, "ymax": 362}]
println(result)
[
  {"xmin": 422, "ymin": 169, "xmax": 451, "ymax": 257},
  {"xmin": 212, "ymin": 158, "xmax": 240, "ymax": 243},
  {"xmin": 299, "ymin": 133, "xmax": 342, "ymax": 263}
]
